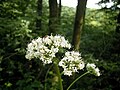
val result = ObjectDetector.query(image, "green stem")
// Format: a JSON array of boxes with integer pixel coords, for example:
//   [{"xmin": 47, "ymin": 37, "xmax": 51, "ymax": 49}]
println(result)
[
  {"xmin": 54, "ymin": 63, "xmax": 63, "ymax": 90},
  {"xmin": 66, "ymin": 71, "xmax": 89, "ymax": 90}
]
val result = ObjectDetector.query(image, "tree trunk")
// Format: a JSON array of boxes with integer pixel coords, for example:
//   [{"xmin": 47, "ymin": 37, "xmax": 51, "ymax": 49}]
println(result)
[
  {"xmin": 72, "ymin": 0, "xmax": 87, "ymax": 51},
  {"xmin": 113, "ymin": 1, "xmax": 120, "ymax": 54},
  {"xmin": 58, "ymin": 0, "xmax": 62, "ymax": 23},
  {"xmin": 36, "ymin": 0, "xmax": 42, "ymax": 31},
  {"xmin": 48, "ymin": 0, "xmax": 58, "ymax": 34},
  {"xmin": 116, "ymin": 10, "xmax": 120, "ymax": 33}
]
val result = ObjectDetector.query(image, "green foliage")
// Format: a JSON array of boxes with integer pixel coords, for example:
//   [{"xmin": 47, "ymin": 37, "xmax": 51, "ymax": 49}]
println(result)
[
  {"xmin": 80, "ymin": 9, "xmax": 120, "ymax": 90},
  {"xmin": 0, "ymin": 0, "xmax": 120, "ymax": 90},
  {"xmin": 16, "ymin": 74, "xmax": 43, "ymax": 90}
]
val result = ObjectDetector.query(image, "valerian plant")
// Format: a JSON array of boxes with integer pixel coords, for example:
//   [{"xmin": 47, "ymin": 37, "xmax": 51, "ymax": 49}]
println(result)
[{"xmin": 25, "ymin": 34, "xmax": 100, "ymax": 90}]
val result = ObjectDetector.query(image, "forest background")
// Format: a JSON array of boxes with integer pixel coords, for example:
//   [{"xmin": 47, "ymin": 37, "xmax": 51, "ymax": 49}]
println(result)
[{"xmin": 0, "ymin": 0, "xmax": 120, "ymax": 90}]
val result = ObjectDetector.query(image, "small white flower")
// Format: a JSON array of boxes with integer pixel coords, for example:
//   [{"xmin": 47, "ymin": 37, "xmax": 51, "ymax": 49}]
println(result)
[
  {"xmin": 63, "ymin": 69, "xmax": 72, "ymax": 76},
  {"xmin": 36, "ymin": 37, "xmax": 42, "ymax": 43},
  {"xmin": 34, "ymin": 51, "xmax": 40, "ymax": 58},
  {"xmin": 86, "ymin": 63, "xmax": 100, "ymax": 76},
  {"xmin": 43, "ymin": 36, "xmax": 52, "ymax": 45},
  {"xmin": 78, "ymin": 61, "xmax": 85, "ymax": 70},
  {"xmin": 25, "ymin": 52, "xmax": 33, "ymax": 60},
  {"xmin": 51, "ymin": 46, "xmax": 59, "ymax": 53},
  {"xmin": 94, "ymin": 68, "xmax": 100, "ymax": 76}
]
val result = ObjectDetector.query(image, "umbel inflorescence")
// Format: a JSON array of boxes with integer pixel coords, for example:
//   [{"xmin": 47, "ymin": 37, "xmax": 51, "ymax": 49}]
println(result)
[
  {"xmin": 25, "ymin": 34, "xmax": 100, "ymax": 76},
  {"xmin": 25, "ymin": 35, "xmax": 71, "ymax": 64}
]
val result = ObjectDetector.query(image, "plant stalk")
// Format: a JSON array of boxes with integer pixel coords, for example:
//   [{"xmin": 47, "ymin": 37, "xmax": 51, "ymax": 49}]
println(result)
[
  {"xmin": 54, "ymin": 63, "xmax": 63, "ymax": 90},
  {"xmin": 66, "ymin": 71, "xmax": 89, "ymax": 90}
]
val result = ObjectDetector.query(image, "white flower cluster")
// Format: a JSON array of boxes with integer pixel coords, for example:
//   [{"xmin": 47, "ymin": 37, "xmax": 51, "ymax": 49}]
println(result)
[
  {"xmin": 25, "ymin": 35, "xmax": 71, "ymax": 64},
  {"xmin": 59, "ymin": 51, "xmax": 85, "ymax": 76},
  {"xmin": 25, "ymin": 34, "xmax": 100, "ymax": 77},
  {"xmin": 86, "ymin": 63, "xmax": 100, "ymax": 76}
]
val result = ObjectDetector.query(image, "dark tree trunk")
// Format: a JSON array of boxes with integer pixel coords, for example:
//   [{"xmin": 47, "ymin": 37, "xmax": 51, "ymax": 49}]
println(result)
[
  {"xmin": 36, "ymin": 0, "xmax": 42, "ymax": 31},
  {"xmin": 58, "ymin": 0, "xmax": 62, "ymax": 23},
  {"xmin": 116, "ymin": 11, "xmax": 120, "ymax": 33},
  {"xmin": 48, "ymin": 0, "xmax": 58, "ymax": 34},
  {"xmin": 113, "ymin": 9, "xmax": 120, "ymax": 54},
  {"xmin": 113, "ymin": 1, "xmax": 120, "ymax": 54},
  {"xmin": 72, "ymin": 0, "xmax": 87, "ymax": 51}
]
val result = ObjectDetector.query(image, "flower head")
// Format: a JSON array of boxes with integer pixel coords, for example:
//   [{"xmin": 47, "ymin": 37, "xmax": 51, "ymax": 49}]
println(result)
[
  {"xmin": 25, "ymin": 35, "xmax": 71, "ymax": 65},
  {"xmin": 86, "ymin": 63, "xmax": 100, "ymax": 76},
  {"xmin": 52, "ymin": 35, "xmax": 71, "ymax": 49},
  {"xmin": 59, "ymin": 51, "xmax": 85, "ymax": 76}
]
